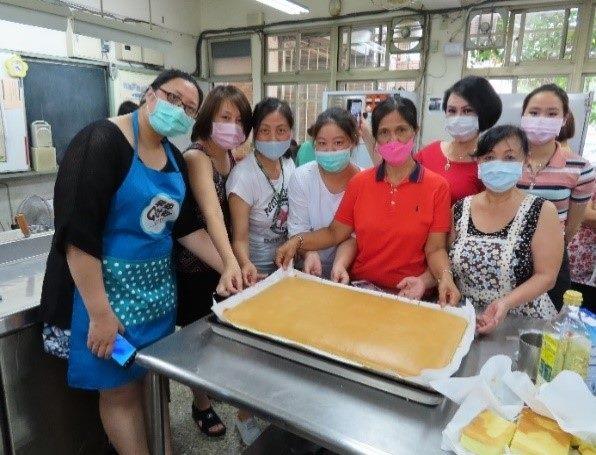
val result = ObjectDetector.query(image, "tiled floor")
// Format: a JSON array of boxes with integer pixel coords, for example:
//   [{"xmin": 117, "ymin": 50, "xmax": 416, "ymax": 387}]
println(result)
[{"xmin": 169, "ymin": 380, "xmax": 259, "ymax": 454}]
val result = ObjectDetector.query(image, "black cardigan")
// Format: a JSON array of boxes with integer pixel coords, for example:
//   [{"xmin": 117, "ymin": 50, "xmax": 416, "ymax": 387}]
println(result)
[{"xmin": 40, "ymin": 120, "xmax": 203, "ymax": 329}]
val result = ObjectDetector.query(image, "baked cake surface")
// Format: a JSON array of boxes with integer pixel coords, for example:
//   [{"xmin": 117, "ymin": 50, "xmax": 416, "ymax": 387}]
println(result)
[
  {"xmin": 223, "ymin": 277, "xmax": 468, "ymax": 377},
  {"xmin": 460, "ymin": 409, "xmax": 516, "ymax": 455}
]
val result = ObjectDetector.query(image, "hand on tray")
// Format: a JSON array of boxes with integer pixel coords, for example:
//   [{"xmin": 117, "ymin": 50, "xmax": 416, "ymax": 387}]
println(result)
[
  {"xmin": 438, "ymin": 274, "xmax": 461, "ymax": 308},
  {"xmin": 330, "ymin": 264, "xmax": 350, "ymax": 284},
  {"xmin": 241, "ymin": 261, "xmax": 267, "ymax": 287},
  {"xmin": 303, "ymin": 252, "xmax": 322, "ymax": 277},
  {"xmin": 396, "ymin": 276, "xmax": 425, "ymax": 300},
  {"xmin": 216, "ymin": 261, "xmax": 243, "ymax": 297},
  {"xmin": 275, "ymin": 236, "xmax": 300, "ymax": 269}
]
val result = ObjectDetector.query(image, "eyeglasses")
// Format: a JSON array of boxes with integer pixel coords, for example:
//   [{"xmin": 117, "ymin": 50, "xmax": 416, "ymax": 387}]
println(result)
[{"xmin": 157, "ymin": 87, "xmax": 199, "ymax": 118}]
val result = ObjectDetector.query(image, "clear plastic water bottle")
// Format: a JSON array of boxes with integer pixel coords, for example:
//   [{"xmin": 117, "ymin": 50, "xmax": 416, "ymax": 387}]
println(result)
[{"xmin": 536, "ymin": 290, "xmax": 590, "ymax": 385}]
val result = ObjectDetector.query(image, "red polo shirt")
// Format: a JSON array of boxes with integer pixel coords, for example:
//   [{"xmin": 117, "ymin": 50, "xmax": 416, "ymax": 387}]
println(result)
[{"xmin": 334, "ymin": 161, "xmax": 451, "ymax": 290}]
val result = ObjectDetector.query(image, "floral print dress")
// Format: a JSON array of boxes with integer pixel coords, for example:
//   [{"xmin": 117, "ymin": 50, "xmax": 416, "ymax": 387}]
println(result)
[{"xmin": 450, "ymin": 194, "xmax": 557, "ymax": 319}]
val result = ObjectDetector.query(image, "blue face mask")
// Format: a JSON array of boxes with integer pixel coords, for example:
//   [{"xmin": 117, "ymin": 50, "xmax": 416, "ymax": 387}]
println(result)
[
  {"xmin": 315, "ymin": 149, "xmax": 351, "ymax": 173},
  {"xmin": 255, "ymin": 140, "xmax": 291, "ymax": 160},
  {"xmin": 478, "ymin": 160, "xmax": 523, "ymax": 193},
  {"xmin": 148, "ymin": 98, "xmax": 194, "ymax": 137}
]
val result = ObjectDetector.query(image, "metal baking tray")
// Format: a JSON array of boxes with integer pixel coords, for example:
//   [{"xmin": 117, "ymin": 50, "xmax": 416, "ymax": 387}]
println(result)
[{"xmin": 208, "ymin": 314, "xmax": 444, "ymax": 406}]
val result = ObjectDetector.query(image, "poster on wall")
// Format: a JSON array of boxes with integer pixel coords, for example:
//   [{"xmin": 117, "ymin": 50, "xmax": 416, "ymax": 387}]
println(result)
[{"xmin": 114, "ymin": 69, "xmax": 158, "ymax": 110}]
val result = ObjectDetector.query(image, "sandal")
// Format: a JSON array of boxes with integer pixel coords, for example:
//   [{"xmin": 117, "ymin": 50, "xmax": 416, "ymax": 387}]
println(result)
[{"xmin": 191, "ymin": 404, "xmax": 227, "ymax": 437}]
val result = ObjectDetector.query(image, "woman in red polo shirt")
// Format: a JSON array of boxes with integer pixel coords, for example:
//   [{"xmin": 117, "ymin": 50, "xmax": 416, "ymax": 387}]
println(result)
[
  {"xmin": 416, "ymin": 76, "xmax": 502, "ymax": 205},
  {"xmin": 276, "ymin": 97, "xmax": 460, "ymax": 305}
]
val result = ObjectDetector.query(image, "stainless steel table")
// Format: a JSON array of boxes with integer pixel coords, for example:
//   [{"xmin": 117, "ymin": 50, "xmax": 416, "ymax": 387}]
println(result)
[{"xmin": 136, "ymin": 315, "xmax": 545, "ymax": 455}]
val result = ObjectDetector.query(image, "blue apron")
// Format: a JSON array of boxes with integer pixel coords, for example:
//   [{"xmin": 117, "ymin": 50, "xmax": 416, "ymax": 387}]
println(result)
[{"xmin": 68, "ymin": 111, "xmax": 186, "ymax": 390}]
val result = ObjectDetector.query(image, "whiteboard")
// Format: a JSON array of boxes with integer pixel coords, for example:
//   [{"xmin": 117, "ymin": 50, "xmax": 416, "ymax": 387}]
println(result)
[
  {"xmin": 0, "ymin": 51, "xmax": 29, "ymax": 172},
  {"xmin": 495, "ymin": 92, "xmax": 592, "ymax": 157}
]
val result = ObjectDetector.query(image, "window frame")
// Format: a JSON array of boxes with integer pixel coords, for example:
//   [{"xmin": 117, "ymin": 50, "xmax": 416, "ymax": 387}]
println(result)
[{"xmin": 464, "ymin": 4, "xmax": 581, "ymax": 74}]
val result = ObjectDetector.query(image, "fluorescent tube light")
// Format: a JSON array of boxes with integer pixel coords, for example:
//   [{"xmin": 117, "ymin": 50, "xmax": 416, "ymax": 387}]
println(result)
[{"xmin": 254, "ymin": 0, "xmax": 309, "ymax": 15}]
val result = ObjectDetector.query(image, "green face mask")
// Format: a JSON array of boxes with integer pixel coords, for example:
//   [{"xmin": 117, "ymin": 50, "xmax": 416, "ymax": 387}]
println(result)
[
  {"xmin": 315, "ymin": 149, "xmax": 351, "ymax": 173},
  {"xmin": 148, "ymin": 98, "xmax": 194, "ymax": 137}
]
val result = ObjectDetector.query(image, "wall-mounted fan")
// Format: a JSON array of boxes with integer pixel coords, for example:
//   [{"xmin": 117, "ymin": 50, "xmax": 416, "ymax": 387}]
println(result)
[
  {"xmin": 389, "ymin": 15, "xmax": 424, "ymax": 54},
  {"xmin": 465, "ymin": 8, "xmax": 509, "ymax": 51}
]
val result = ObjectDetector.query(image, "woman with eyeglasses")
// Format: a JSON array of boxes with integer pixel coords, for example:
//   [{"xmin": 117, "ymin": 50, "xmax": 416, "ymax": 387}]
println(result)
[
  {"xmin": 174, "ymin": 85, "xmax": 252, "ymax": 437},
  {"xmin": 40, "ymin": 69, "xmax": 238, "ymax": 455},
  {"xmin": 416, "ymin": 76, "xmax": 502, "ymax": 205},
  {"xmin": 276, "ymin": 97, "xmax": 460, "ymax": 305}
]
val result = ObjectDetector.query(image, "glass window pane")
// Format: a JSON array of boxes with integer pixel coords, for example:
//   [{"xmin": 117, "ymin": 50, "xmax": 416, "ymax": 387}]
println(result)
[
  {"xmin": 338, "ymin": 81, "xmax": 376, "ymax": 91},
  {"xmin": 512, "ymin": 9, "xmax": 576, "ymax": 62},
  {"xmin": 466, "ymin": 48, "xmax": 505, "ymax": 68},
  {"xmin": 298, "ymin": 32, "xmax": 331, "ymax": 71},
  {"xmin": 340, "ymin": 25, "xmax": 387, "ymax": 71},
  {"xmin": 389, "ymin": 17, "xmax": 422, "ymax": 70},
  {"xmin": 211, "ymin": 39, "xmax": 251, "ymax": 76},
  {"xmin": 267, "ymin": 32, "xmax": 331, "ymax": 73},
  {"xmin": 266, "ymin": 83, "xmax": 328, "ymax": 142},
  {"xmin": 488, "ymin": 78, "xmax": 514, "ymax": 94},
  {"xmin": 583, "ymin": 76, "xmax": 596, "ymax": 164},
  {"xmin": 267, "ymin": 34, "xmax": 297, "ymax": 73},
  {"xmin": 516, "ymin": 76, "xmax": 567, "ymax": 93},
  {"xmin": 467, "ymin": 10, "xmax": 508, "ymax": 51},
  {"xmin": 378, "ymin": 80, "xmax": 416, "ymax": 91}
]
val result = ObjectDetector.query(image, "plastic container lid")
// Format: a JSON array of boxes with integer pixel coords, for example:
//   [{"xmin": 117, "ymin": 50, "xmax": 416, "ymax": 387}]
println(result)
[{"xmin": 563, "ymin": 290, "xmax": 583, "ymax": 306}]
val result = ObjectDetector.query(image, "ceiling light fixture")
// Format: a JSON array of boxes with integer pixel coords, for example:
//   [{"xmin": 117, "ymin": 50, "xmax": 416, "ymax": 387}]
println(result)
[{"xmin": 254, "ymin": 0, "xmax": 309, "ymax": 15}]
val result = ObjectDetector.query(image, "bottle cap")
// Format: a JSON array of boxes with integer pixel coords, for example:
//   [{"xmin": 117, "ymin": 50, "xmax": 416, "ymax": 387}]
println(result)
[{"xmin": 563, "ymin": 290, "xmax": 583, "ymax": 306}]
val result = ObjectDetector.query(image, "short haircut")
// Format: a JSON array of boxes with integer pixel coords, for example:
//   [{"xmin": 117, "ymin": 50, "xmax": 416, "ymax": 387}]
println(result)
[
  {"xmin": 192, "ymin": 85, "xmax": 252, "ymax": 142},
  {"xmin": 523, "ymin": 83, "xmax": 570, "ymax": 117},
  {"xmin": 252, "ymin": 97, "xmax": 294, "ymax": 132},
  {"xmin": 557, "ymin": 110, "xmax": 575, "ymax": 142},
  {"xmin": 146, "ymin": 68, "xmax": 203, "ymax": 107},
  {"xmin": 371, "ymin": 96, "xmax": 418, "ymax": 138},
  {"xmin": 117, "ymin": 100, "xmax": 138, "ymax": 116},
  {"xmin": 307, "ymin": 107, "xmax": 358, "ymax": 144},
  {"xmin": 442, "ymin": 76, "xmax": 502, "ymax": 132},
  {"xmin": 473, "ymin": 124, "xmax": 529, "ymax": 158},
  {"xmin": 252, "ymin": 97, "xmax": 295, "ymax": 158}
]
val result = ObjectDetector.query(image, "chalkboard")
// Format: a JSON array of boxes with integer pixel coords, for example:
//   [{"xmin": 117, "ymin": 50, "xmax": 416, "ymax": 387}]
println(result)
[{"xmin": 23, "ymin": 59, "xmax": 109, "ymax": 163}]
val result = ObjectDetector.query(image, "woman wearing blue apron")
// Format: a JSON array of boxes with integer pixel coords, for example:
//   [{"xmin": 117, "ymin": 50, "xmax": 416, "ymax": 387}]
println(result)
[{"xmin": 40, "ymin": 69, "xmax": 239, "ymax": 455}]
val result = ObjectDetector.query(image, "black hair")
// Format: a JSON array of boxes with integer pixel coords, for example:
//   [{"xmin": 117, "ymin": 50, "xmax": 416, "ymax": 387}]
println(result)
[
  {"xmin": 192, "ymin": 85, "xmax": 252, "ymax": 142},
  {"xmin": 522, "ymin": 83, "xmax": 570, "ymax": 117},
  {"xmin": 117, "ymin": 100, "xmax": 138, "ymax": 116},
  {"xmin": 253, "ymin": 97, "xmax": 295, "ymax": 158},
  {"xmin": 307, "ymin": 107, "xmax": 359, "ymax": 145},
  {"xmin": 473, "ymin": 124, "xmax": 529, "ymax": 158},
  {"xmin": 371, "ymin": 96, "xmax": 418, "ymax": 138},
  {"xmin": 140, "ymin": 69, "xmax": 203, "ymax": 110},
  {"xmin": 558, "ymin": 110, "xmax": 575, "ymax": 142},
  {"xmin": 442, "ymin": 76, "xmax": 502, "ymax": 132}
]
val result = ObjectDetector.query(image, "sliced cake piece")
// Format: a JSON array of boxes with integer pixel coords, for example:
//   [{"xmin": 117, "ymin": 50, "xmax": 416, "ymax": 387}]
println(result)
[
  {"xmin": 509, "ymin": 408, "xmax": 571, "ymax": 455},
  {"xmin": 460, "ymin": 409, "xmax": 516, "ymax": 455}
]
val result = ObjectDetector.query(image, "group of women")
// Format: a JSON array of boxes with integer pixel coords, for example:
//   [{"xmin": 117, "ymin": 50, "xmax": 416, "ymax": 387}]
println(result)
[{"xmin": 39, "ymin": 68, "xmax": 594, "ymax": 454}]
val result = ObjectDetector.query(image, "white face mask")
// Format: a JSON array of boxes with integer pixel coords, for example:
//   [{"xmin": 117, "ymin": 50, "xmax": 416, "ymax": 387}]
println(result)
[{"xmin": 445, "ymin": 115, "xmax": 479, "ymax": 142}]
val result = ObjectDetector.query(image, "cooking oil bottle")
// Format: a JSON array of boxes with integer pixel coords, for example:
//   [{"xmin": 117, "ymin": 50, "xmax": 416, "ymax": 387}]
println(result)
[{"xmin": 536, "ymin": 290, "xmax": 590, "ymax": 385}]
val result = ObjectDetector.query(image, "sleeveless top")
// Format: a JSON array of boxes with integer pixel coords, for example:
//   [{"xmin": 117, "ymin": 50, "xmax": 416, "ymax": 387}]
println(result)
[
  {"xmin": 175, "ymin": 142, "xmax": 235, "ymax": 273},
  {"xmin": 450, "ymin": 194, "xmax": 557, "ymax": 319}
]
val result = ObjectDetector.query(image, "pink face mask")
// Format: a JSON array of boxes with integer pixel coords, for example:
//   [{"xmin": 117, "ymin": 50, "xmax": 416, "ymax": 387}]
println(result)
[
  {"xmin": 377, "ymin": 139, "xmax": 415, "ymax": 166},
  {"xmin": 211, "ymin": 122, "xmax": 246, "ymax": 150},
  {"xmin": 520, "ymin": 116, "xmax": 564, "ymax": 146}
]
